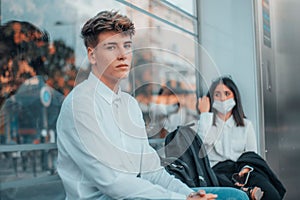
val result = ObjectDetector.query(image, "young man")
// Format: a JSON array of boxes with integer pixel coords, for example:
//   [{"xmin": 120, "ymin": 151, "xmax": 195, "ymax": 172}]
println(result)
[{"xmin": 56, "ymin": 10, "xmax": 248, "ymax": 200}]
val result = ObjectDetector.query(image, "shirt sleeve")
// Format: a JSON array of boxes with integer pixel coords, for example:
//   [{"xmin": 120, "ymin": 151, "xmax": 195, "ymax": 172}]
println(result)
[
  {"xmin": 57, "ymin": 94, "xmax": 192, "ymax": 200},
  {"xmin": 245, "ymin": 120, "xmax": 258, "ymax": 153},
  {"xmin": 197, "ymin": 112, "xmax": 214, "ymax": 144},
  {"xmin": 141, "ymin": 166, "xmax": 193, "ymax": 197}
]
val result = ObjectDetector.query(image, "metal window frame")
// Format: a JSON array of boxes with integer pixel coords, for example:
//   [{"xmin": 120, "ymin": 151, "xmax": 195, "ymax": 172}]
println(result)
[{"xmin": 116, "ymin": 0, "xmax": 198, "ymax": 38}]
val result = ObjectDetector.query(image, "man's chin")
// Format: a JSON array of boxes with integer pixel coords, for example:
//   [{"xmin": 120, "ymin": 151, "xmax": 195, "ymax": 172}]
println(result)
[{"xmin": 119, "ymin": 72, "xmax": 130, "ymax": 79}]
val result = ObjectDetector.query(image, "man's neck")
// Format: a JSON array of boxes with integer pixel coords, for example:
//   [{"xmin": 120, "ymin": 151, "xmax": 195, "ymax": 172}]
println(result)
[
  {"xmin": 99, "ymin": 77, "xmax": 119, "ymax": 93},
  {"xmin": 92, "ymin": 69, "xmax": 119, "ymax": 93}
]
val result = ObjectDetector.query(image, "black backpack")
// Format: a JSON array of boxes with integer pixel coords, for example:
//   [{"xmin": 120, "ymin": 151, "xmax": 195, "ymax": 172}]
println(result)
[{"xmin": 162, "ymin": 123, "xmax": 219, "ymax": 187}]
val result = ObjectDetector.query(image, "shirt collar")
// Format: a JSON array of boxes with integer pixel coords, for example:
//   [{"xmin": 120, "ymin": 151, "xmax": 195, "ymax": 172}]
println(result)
[
  {"xmin": 216, "ymin": 114, "xmax": 235, "ymax": 128},
  {"xmin": 87, "ymin": 72, "xmax": 121, "ymax": 104}
]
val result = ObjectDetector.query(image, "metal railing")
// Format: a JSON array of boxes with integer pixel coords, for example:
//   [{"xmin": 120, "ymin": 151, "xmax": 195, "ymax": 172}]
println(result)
[{"xmin": 0, "ymin": 143, "xmax": 61, "ymax": 190}]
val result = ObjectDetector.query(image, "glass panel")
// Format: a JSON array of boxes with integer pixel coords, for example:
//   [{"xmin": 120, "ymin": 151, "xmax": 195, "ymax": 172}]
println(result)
[
  {"xmin": 164, "ymin": 0, "xmax": 195, "ymax": 16},
  {"xmin": 124, "ymin": 9, "xmax": 198, "ymax": 139},
  {"xmin": 0, "ymin": 0, "xmax": 198, "ymax": 197},
  {"xmin": 1, "ymin": 0, "xmax": 198, "ymax": 145},
  {"xmin": 123, "ymin": 0, "xmax": 196, "ymax": 34},
  {"xmin": 0, "ymin": 1, "xmax": 125, "ymax": 147}
]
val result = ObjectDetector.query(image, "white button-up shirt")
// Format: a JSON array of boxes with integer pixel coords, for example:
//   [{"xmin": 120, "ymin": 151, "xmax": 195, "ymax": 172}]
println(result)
[
  {"xmin": 197, "ymin": 112, "xmax": 258, "ymax": 167},
  {"xmin": 56, "ymin": 72, "xmax": 192, "ymax": 200}
]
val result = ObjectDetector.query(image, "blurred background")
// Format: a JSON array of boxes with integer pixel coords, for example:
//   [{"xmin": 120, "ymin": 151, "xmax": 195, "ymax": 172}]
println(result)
[{"xmin": 1, "ymin": 0, "xmax": 299, "ymax": 199}]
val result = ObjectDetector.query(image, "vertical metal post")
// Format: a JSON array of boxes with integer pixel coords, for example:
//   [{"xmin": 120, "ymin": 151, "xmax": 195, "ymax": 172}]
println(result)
[
  {"xmin": 194, "ymin": 0, "xmax": 203, "ymax": 98},
  {"xmin": 253, "ymin": 0, "xmax": 266, "ymax": 158},
  {"xmin": 0, "ymin": 0, "xmax": 2, "ymax": 25}
]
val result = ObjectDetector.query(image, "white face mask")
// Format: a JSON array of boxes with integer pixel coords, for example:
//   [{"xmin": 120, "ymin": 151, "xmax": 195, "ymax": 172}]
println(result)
[{"xmin": 212, "ymin": 98, "xmax": 236, "ymax": 114}]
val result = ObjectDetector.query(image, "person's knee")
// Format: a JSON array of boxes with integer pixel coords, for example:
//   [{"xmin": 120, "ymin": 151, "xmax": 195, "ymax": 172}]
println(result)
[
  {"xmin": 225, "ymin": 187, "xmax": 249, "ymax": 200},
  {"xmin": 198, "ymin": 187, "xmax": 249, "ymax": 200}
]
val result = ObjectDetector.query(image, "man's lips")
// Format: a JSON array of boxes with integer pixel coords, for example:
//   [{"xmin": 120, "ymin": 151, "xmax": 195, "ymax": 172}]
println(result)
[{"xmin": 116, "ymin": 64, "xmax": 129, "ymax": 68}]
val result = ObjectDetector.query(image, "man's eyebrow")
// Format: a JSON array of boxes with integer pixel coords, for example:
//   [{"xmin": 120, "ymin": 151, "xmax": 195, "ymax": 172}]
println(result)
[
  {"xmin": 103, "ymin": 41, "xmax": 132, "ymax": 46},
  {"xmin": 103, "ymin": 42, "xmax": 117, "ymax": 46}
]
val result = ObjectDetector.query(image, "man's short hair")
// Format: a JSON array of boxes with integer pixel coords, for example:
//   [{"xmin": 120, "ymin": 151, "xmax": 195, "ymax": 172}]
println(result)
[{"xmin": 81, "ymin": 10, "xmax": 135, "ymax": 48}]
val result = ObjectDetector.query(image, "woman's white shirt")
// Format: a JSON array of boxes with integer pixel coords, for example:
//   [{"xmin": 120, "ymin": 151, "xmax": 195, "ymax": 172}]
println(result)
[{"xmin": 197, "ymin": 112, "xmax": 258, "ymax": 167}]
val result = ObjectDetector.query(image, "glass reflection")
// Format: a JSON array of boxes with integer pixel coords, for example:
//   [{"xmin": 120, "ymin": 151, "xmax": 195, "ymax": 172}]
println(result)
[
  {"xmin": 0, "ymin": 2, "xmax": 198, "ymax": 192},
  {"xmin": 0, "ymin": 149, "xmax": 58, "ymax": 180},
  {"xmin": 0, "ymin": 20, "xmax": 74, "ymax": 146},
  {"xmin": 1, "ymin": 1, "xmax": 198, "ymax": 146}
]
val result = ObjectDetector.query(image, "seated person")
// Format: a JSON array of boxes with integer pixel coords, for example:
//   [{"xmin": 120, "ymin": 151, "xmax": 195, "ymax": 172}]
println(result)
[
  {"xmin": 197, "ymin": 76, "xmax": 286, "ymax": 200},
  {"xmin": 56, "ymin": 11, "xmax": 249, "ymax": 200}
]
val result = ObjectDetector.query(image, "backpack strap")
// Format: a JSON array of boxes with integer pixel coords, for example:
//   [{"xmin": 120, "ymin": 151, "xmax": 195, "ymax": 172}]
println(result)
[
  {"xmin": 178, "ymin": 126, "xmax": 208, "ymax": 186},
  {"xmin": 165, "ymin": 124, "xmax": 219, "ymax": 187},
  {"xmin": 192, "ymin": 132, "xmax": 219, "ymax": 186}
]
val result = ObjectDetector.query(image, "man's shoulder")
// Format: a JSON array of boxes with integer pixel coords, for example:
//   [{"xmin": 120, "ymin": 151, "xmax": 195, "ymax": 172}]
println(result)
[{"xmin": 62, "ymin": 81, "xmax": 94, "ymax": 107}]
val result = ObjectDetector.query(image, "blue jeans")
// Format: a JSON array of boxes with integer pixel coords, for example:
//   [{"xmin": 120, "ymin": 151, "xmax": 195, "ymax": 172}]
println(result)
[{"xmin": 193, "ymin": 187, "xmax": 249, "ymax": 200}]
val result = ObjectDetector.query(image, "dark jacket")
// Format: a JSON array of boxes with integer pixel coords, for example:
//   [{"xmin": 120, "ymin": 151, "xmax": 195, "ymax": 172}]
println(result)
[
  {"xmin": 213, "ymin": 151, "xmax": 286, "ymax": 199},
  {"xmin": 164, "ymin": 124, "xmax": 219, "ymax": 187}
]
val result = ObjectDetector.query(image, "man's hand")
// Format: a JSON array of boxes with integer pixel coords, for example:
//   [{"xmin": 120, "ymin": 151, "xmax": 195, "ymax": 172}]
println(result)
[{"xmin": 187, "ymin": 190, "xmax": 218, "ymax": 200}]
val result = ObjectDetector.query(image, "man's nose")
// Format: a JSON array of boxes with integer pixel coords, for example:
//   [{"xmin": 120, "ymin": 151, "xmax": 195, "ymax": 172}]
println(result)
[{"xmin": 117, "ymin": 47, "xmax": 127, "ymax": 60}]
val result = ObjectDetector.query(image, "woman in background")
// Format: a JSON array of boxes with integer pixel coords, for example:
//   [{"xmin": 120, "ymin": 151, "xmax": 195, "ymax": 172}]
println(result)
[{"xmin": 197, "ymin": 76, "xmax": 285, "ymax": 200}]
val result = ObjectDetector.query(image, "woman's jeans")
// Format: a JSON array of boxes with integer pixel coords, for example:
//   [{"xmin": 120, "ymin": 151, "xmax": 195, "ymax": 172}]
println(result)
[{"xmin": 193, "ymin": 187, "xmax": 249, "ymax": 200}]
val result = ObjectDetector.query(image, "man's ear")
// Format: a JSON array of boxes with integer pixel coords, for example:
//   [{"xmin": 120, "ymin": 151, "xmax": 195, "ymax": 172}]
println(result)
[{"xmin": 87, "ymin": 47, "xmax": 96, "ymax": 64}]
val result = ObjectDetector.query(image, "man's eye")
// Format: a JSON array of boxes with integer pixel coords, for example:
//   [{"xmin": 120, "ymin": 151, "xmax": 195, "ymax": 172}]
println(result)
[
  {"xmin": 106, "ymin": 46, "xmax": 116, "ymax": 50},
  {"xmin": 124, "ymin": 43, "xmax": 132, "ymax": 49}
]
